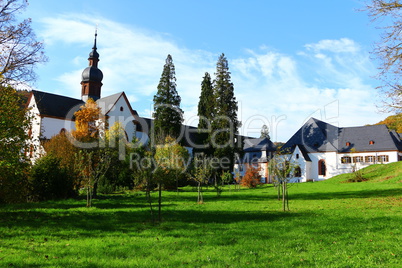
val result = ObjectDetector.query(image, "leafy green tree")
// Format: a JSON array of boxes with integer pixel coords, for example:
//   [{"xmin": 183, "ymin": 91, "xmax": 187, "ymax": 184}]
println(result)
[
  {"xmin": 0, "ymin": 0, "xmax": 47, "ymax": 85},
  {"xmin": 98, "ymin": 122, "xmax": 133, "ymax": 193},
  {"xmin": 131, "ymin": 147, "xmax": 156, "ymax": 220},
  {"xmin": 153, "ymin": 54, "xmax": 184, "ymax": 140},
  {"xmin": 269, "ymin": 154, "xmax": 298, "ymax": 211},
  {"xmin": 197, "ymin": 72, "xmax": 215, "ymax": 154},
  {"xmin": 211, "ymin": 53, "xmax": 241, "ymax": 174},
  {"xmin": 0, "ymin": 85, "xmax": 30, "ymax": 203},
  {"xmin": 154, "ymin": 136, "xmax": 189, "ymax": 221},
  {"xmin": 191, "ymin": 155, "xmax": 212, "ymax": 203},
  {"xmin": 364, "ymin": 0, "xmax": 402, "ymax": 111}
]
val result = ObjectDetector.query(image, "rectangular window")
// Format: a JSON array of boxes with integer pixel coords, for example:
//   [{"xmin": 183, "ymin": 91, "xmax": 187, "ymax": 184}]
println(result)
[
  {"xmin": 365, "ymin": 155, "xmax": 375, "ymax": 163},
  {"xmin": 353, "ymin": 156, "xmax": 364, "ymax": 163},
  {"xmin": 377, "ymin": 155, "xmax": 389, "ymax": 163},
  {"xmin": 341, "ymin": 156, "xmax": 352, "ymax": 164}
]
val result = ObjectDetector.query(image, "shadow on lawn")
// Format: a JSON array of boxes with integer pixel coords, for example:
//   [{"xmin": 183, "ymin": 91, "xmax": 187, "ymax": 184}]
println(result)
[
  {"xmin": 0, "ymin": 198, "xmax": 304, "ymax": 239},
  {"xmin": 289, "ymin": 188, "xmax": 401, "ymax": 201}
]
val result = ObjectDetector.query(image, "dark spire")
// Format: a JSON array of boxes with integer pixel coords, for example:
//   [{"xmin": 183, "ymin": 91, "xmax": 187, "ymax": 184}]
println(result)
[
  {"xmin": 89, "ymin": 29, "xmax": 99, "ymax": 61},
  {"xmin": 81, "ymin": 29, "xmax": 103, "ymax": 101}
]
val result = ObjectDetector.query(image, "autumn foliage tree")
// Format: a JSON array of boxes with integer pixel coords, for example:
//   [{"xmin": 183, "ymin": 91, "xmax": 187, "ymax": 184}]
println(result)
[
  {"xmin": 72, "ymin": 98, "xmax": 110, "ymax": 207},
  {"xmin": 374, "ymin": 113, "xmax": 402, "ymax": 133},
  {"xmin": 240, "ymin": 165, "xmax": 262, "ymax": 188},
  {"xmin": 72, "ymin": 98, "xmax": 104, "ymax": 144},
  {"xmin": 43, "ymin": 132, "xmax": 80, "ymax": 192}
]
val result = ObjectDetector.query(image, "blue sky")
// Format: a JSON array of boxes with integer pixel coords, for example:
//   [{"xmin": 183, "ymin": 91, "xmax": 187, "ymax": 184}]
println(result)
[{"xmin": 23, "ymin": 0, "xmax": 388, "ymax": 141}]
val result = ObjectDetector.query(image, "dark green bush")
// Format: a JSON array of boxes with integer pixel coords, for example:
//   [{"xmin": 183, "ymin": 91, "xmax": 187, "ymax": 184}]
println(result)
[
  {"xmin": 28, "ymin": 154, "xmax": 76, "ymax": 201},
  {"xmin": 0, "ymin": 163, "xmax": 29, "ymax": 203}
]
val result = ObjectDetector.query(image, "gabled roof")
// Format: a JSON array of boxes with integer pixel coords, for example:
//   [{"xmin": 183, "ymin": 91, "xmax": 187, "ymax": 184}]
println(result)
[
  {"xmin": 29, "ymin": 90, "xmax": 84, "ymax": 119},
  {"xmin": 97, "ymin": 91, "xmax": 138, "ymax": 118},
  {"xmin": 243, "ymin": 137, "xmax": 276, "ymax": 152},
  {"xmin": 281, "ymin": 118, "xmax": 338, "ymax": 153},
  {"xmin": 282, "ymin": 117, "xmax": 402, "ymax": 154}
]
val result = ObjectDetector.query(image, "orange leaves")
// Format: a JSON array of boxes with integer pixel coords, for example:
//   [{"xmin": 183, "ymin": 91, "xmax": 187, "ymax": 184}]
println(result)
[
  {"xmin": 240, "ymin": 165, "xmax": 262, "ymax": 188},
  {"xmin": 71, "ymin": 98, "xmax": 103, "ymax": 142}
]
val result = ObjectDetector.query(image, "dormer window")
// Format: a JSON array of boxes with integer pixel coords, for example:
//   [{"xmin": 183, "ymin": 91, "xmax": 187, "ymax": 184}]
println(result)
[{"xmin": 369, "ymin": 140, "xmax": 375, "ymax": 145}]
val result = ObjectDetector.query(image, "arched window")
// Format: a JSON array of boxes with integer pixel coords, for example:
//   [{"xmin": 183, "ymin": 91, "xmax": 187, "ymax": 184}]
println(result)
[
  {"xmin": 120, "ymin": 106, "xmax": 124, "ymax": 112},
  {"xmin": 318, "ymin": 159, "xmax": 326, "ymax": 176},
  {"xmin": 294, "ymin": 166, "xmax": 301, "ymax": 177}
]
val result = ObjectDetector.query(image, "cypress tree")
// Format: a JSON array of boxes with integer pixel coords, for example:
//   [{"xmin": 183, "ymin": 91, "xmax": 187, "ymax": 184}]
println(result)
[
  {"xmin": 153, "ymin": 54, "xmax": 183, "ymax": 140},
  {"xmin": 211, "ymin": 53, "xmax": 241, "ymax": 172}
]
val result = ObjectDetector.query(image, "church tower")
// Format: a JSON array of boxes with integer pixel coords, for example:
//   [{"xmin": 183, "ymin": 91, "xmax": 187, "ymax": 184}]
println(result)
[{"xmin": 81, "ymin": 31, "xmax": 103, "ymax": 101}]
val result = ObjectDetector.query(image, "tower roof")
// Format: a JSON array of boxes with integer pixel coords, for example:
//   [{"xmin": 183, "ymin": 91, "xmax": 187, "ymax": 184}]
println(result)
[
  {"xmin": 81, "ymin": 30, "xmax": 103, "ymax": 83},
  {"xmin": 89, "ymin": 30, "xmax": 99, "ymax": 59}
]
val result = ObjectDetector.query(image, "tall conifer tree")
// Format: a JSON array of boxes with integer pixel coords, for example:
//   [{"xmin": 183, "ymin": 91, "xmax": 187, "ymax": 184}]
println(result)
[
  {"xmin": 197, "ymin": 72, "xmax": 215, "ymax": 154},
  {"xmin": 211, "ymin": 53, "xmax": 241, "ymax": 172},
  {"xmin": 153, "ymin": 54, "xmax": 183, "ymax": 140}
]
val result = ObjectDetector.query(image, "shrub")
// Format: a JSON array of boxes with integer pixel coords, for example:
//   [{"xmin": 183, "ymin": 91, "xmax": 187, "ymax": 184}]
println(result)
[
  {"xmin": 97, "ymin": 175, "xmax": 114, "ymax": 194},
  {"xmin": 28, "ymin": 154, "xmax": 76, "ymax": 201},
  {"xmin": 0, "ymin": 163, "xmax": 29, "ymax": 203},
  {"xmin": 240, "ymin": 166, "xmax": 262, "ymax": 188}
]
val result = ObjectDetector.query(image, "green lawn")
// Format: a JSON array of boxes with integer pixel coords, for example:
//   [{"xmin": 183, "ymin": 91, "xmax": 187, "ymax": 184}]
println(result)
[{"xmin": 1, "ymin": 162, "xmax": 402, "ymax": 267}]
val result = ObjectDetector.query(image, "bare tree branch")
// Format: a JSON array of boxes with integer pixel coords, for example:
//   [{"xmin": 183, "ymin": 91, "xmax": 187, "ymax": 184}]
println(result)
[{"xmin": 0, "ymin": 0, "xmax": 47, "ymax": 86}]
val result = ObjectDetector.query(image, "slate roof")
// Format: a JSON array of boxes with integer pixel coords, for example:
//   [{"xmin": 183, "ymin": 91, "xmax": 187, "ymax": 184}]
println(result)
[
  {"xmin": 30, "ymin": 90, "xmax": 84, "ymax": 119},
  {"xmin": 281, "ymin": 117, "xmax": 402, "ymax": 154},
  {"xmin": 243, "ymin": 137, "xmax": 276, "ymax": 152}
]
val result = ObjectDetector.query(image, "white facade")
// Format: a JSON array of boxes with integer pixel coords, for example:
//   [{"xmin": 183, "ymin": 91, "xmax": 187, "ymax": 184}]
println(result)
[
  {"xmin": 289, "ymin": 146, "xmax": 401, "ymax": 182},
  {"xmin": 26, "ymin": 91, "xmax": 149, "ymax": 162}
]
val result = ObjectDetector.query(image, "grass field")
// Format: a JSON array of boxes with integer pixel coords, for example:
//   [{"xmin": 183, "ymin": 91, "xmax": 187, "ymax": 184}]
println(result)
[{"xmin": 1, "ymin": 162, "xmax": 402, "ymax": 267}]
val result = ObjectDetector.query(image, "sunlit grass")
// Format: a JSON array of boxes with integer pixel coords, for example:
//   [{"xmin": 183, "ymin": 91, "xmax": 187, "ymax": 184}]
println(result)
[{"xmin": 1, "ymin": 163, "xmax": 402, "ymax": 267}]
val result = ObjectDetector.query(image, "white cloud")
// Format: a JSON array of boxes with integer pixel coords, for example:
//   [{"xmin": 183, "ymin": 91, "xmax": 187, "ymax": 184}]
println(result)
[
  {"xmin": 305, "ymin": 38, "xmax": 360, "ymax": 53},
  {"xmin": 37, "ymin": 13, "xmax": 387, "ymax": 142}
]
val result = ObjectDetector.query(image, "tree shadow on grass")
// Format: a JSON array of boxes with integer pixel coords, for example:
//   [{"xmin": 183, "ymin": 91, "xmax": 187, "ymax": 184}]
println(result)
[
  {"xmin": 289, "ymin": 188, "xmax": 401, "ymax": 201},
  {"xmin": 0, "ymin": 203, "xmax": 306, "ymax": 239}
]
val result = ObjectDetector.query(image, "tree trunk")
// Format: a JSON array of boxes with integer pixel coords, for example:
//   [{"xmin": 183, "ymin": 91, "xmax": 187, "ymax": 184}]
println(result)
[
  {"xmin": 277, "ymin": 183, "xmax": 281, "ymax": 201},
  {"xmin": 176, "ymin": 173, "xmax": 179, "ymax": 195},
  {"xmin": 286, "ymin": 186, "xmax": 289, "ymax": 211},
  {"xmin": 282, "ymin": 182, "xmax": 286, "ymax": 211},
  {"xmin": 86, "ymin": 185, "xmax": 91, "ymax": 207},
  {"xmin": 197, "ymin": 182, "xmax": 203, "ymax": 203},
  {"xmin": 158, "ymin": 182, "xmax": 162, "ymax": 222},
  {"xmin": 146, "ymin": 179, "xmax": 154, "ymax": 222},
  {"xmin": 93, "ymin": 181, "xmax": 98, "ymax": 199}
]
